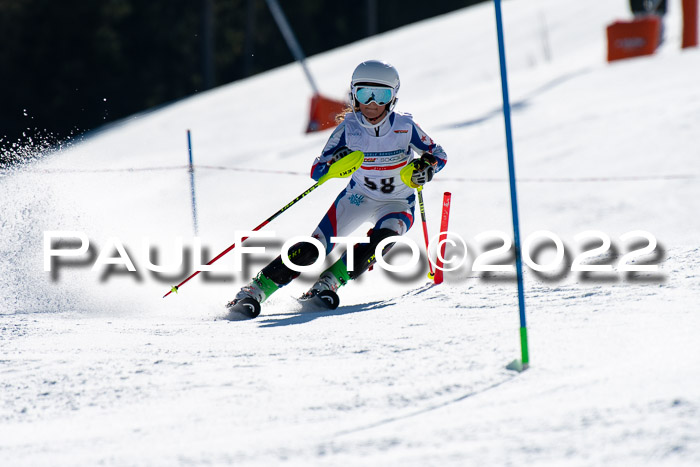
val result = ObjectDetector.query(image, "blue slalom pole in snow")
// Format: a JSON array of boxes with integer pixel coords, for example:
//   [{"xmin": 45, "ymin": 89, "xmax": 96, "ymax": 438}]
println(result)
[
  {"xmin": 187, "ymin": 129, "xmax": 199, "ymax": 235},
  {"xmin": 493, "ymin": 0, "xmax": 529, "ymax": 372}
]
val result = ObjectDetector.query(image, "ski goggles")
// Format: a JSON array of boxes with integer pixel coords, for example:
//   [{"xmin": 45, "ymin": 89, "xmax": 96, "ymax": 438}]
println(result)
[{"xmin": 354, "ymin": 86, "xmax": 394, "ymax": 105}]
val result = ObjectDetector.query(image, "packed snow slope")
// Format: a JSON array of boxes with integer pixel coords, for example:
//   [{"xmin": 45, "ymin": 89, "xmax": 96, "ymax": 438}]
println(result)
[{"xmin": 1, "ymin": 0, "xmax": 699, "ymax": 465}]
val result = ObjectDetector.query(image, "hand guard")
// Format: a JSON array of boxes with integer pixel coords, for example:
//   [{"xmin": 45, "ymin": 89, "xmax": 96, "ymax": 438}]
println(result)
[
  {"xmin": 401, "ymin": 154, "xmax": 438, "ymax": 188},
  {"xmin": 411, "ymin": 155, "xmax": 436, "ymax": 186},
  {"xmin": 327, "ymin": 146, "xmax": 353, "ymax": 165}
]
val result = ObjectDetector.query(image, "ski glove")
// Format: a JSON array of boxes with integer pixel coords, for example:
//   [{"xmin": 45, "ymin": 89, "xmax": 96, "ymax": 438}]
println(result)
[
  {"xmin": 410, "ymin": 153, "xmax": 438, "ymax": 186},
  {"xmin": 327, "ymin": 146, "xmax": 353, "ymax": 165}
]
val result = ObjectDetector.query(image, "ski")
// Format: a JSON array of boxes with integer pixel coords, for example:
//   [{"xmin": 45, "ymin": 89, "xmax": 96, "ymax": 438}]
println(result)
[{"xmin": 224, "ymin": 297, "xmax": 261, "ymax": 320}]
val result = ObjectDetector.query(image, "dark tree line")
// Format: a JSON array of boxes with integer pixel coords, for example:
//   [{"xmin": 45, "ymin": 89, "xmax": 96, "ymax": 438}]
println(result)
[{"xmin": 0, "ymin": 0, "xmax": 485, "ymax": 165}]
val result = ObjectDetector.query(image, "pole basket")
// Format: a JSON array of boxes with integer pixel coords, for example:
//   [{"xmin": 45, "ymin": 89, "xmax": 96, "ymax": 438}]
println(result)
[
  {"xmin": 606, "ymin": 16, "xmax": 661, "ymax": 62},
  {"xmin": 306, "ymin": 93, "xmax": 348, "ymax": 133}
]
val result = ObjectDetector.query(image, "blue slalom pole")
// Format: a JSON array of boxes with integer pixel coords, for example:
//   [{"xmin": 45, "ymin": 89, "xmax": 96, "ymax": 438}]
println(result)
[
  {"xmin": 494, "ymin": 0, "xmax": 529, "ymax": 371},
  {"xmin": 187, "ymin": 129, "xmax": 199, "ymax": 235}
]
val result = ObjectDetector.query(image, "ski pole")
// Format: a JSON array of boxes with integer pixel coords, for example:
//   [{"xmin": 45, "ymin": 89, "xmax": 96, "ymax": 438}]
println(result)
[
  {"xmin": 400, "ymin": 160, "xmax": 436, "ymax": 280},
  {"xmin": 416, "ymin": 186, "xmax": 435, "ymax": 280},
  {"xmin": 163, "ymin": 151, "xmax": 364, "ymax": 298}
]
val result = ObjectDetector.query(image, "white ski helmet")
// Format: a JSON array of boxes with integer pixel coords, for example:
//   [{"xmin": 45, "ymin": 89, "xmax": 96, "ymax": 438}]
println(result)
[{"xmin": 350, "ymin": 60, "xmax": 400, "ymax": 110}]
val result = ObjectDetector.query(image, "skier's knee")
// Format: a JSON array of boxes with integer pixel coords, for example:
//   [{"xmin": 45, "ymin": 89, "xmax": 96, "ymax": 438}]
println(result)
[
  {"xmin": 286, "ymin": 241, "xmax": 321, "ymax": 267},
  {"xmin": 368, "ymin": 227, "xmax": 400, "ymax": 247},
  {"xmin": 348, "ymin": 228, "xmax": 399, "ymax": 279}
]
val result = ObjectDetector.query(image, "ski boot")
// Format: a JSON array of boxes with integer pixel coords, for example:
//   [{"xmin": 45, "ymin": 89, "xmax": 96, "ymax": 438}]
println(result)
[
  {"xmin": 225, "ymin": 272, "xmax": 279, "ymax": 319},
  {"xmin": 299, "ymin": 271, "xmax": 342, "ymax": 310}
]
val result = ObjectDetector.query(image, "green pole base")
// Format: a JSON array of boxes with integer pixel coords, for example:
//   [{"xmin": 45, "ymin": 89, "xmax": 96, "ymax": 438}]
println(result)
[{"xmin": 506, "ymin": 359, "xmax": 529, "ymax": 372}]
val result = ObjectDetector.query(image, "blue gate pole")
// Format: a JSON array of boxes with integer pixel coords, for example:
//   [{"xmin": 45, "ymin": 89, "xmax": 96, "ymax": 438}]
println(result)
[
  {"xmin": 494, "ymin": 0, "xmax": 529, "ymax": 371},
  {"xmin": 265, "ymin": 0, "xmax": 319, "ymax": 94},
  {"xmin": 187, "ymin": 129, "xmax": 199, "ymax": 235}
]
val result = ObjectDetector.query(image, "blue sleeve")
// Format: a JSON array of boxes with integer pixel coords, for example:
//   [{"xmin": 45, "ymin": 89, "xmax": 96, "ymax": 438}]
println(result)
[
  {"xmin": 310, "ymin": 122, "xmax": 347, "ymax": 181},
  {"xmin": 409, "ymin": 122, "xmax": 447, "ymax": 173}
]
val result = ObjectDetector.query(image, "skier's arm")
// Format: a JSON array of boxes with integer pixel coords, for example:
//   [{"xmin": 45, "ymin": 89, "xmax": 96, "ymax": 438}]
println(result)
[
  {"xmin": 408, "ymin": 123, "xmax": 447, "ymax": 173},
  {"xmin": 398, "ymin": 122, "xmax": 447, "ymax": 188},
  {"xmin": 310, "ymin": 123, "xmax": 348, "ymax": 181}
]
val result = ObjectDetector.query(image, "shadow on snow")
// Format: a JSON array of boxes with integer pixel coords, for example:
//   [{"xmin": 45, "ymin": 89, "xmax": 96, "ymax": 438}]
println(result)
[
  {"xmin": 257, "ymin": 282, "xmax": 438, "ymax": 328},
  {"xmin": 256, "ymin": 300, "xmax": 393, "ymax": 327}
]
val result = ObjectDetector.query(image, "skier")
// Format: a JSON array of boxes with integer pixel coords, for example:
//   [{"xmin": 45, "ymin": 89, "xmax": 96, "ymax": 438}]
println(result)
[{"xmin": 227, "ymin": 60, "xmax": 447, "ymax": 318}]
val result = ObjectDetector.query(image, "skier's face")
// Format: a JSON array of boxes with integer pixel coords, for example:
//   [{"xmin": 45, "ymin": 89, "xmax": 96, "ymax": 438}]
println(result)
[{"xmin": 359, "ymin": 101, "xmax": 387, "ymax": 123}]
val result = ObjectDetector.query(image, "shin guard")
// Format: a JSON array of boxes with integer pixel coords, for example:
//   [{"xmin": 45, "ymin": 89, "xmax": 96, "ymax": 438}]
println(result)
[
  {"xmin": 262, "ymin": 241, "xmax": 320, "ymax": 286},
  {"xmin": 347, "ymin": 228, "xmax": 398, "ymax": 280}
]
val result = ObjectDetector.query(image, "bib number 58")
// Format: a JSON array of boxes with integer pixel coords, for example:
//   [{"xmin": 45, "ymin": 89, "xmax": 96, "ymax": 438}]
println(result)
[{"xmin": 364, "ymin": 176, "xmax": 395, "ymax": 194}]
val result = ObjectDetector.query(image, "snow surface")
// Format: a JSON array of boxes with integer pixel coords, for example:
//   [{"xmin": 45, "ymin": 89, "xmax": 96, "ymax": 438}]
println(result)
[{"xmin": 2, "ymin": 0, "xmax": 700, "ymax": 465}]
